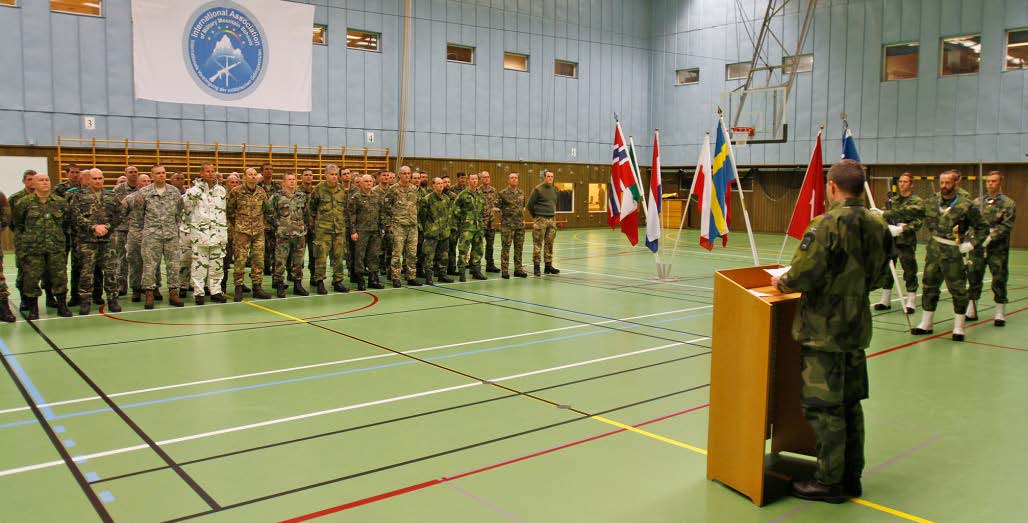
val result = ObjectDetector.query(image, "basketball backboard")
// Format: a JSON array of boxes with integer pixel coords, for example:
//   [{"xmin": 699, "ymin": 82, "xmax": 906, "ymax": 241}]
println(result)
[{"xmin": 719, "ymin": 86, "xmax": 789, "ymax": 145}]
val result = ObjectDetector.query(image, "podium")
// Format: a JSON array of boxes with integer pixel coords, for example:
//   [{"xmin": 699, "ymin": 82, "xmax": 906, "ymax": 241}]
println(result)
[{"xmin": 706, "ymin": 265, "xmax": 817, "ymax": 506}]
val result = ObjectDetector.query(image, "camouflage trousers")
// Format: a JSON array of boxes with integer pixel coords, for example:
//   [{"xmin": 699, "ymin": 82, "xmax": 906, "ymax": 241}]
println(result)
[
  {"xmin": 127, "ymin": 230, "xmax": 161, "ymax": 291},
  {"xmin": 77, "ymin": 241, "xmax": 118, "ymax": 299},
  {"xmin": 264, "ymin": 228, "xmax": 276, "ymax": 276},
  {"xmin": 968, "ymin": 244, "xmax": 1010, "ymax": 304},
  {"xmin": 800, "ymin": 348, "xmax": 868, "ymax": 485},
  {"xmin": 457, "ymin": 229, "xmax": 484, "ymax": 271},
  {"xmin": 422, "ymin": 236, "xmax": 450, "ymax": 274},
  {"xmin": 922, "ymin": 241, "xmax": 969, "ymax": 314},
  {"xmin": 313, "ymin": 229, "xmax": 348, "ymax": 284},
  {"xmin": 389, "ymin": 224, "xmax": 418, "ymax": 281},
  {"xmin": 531, "ymin": 216, "xmax": 557, "ymax": 264},
  {"xmin": 110, "ymin": 229, "xmax": 129, "ymax": 293},
  {"xmin": 179, "ymin": 233, "xmax": 192, "ymax": 290},
  {"xmin": 353, "ymin": 231, "xmax": 382, "ymax": 276},
  {"xmin": 0, "ymin": 246, "xmax": 7, "ymax": 300},
  {"xmin": 20, "ymin": 250, "xmax": 68, "ymax": 298},
  {"xmin": 380, "ymin": 229, "xmax": 393, "ymax": 275},
  {"xmin": 882, "ymin": 243, "xmax": 918, "ymax": 293},
  {"xmin": 500, "ymin": 227, "xmax": 525, "ymax": 273},
  {"xmin": 69, "ymin": 239, "xmax": 81, "ymax": 300},
  {"xmin": 231, "ymin": 231, "xmax": 265, "ymax": 286},
  {"xmin": 483, "ymin": 228, "xmax": 498, "ymax": 267},
  {"xmin": 274, "ymin": 236, "xmax": 306, "ymax": 284},
  {"xmin": 142, "ymin": 236, "xmax": 181, "ymax": 290},
  {"xmin": 190, "ymin": 242, "xmax": 226, "ymax": 296},
  {"xmin": 416, "ymin": 229, "xmax": 426, "ymax": 274},
  {"xmin": 447, "ymin": 230, "xmax": 460, "ymax": 272},
  {"xmin": 305, "ymin": 230, "xmax": 316, "ymax": 282}
]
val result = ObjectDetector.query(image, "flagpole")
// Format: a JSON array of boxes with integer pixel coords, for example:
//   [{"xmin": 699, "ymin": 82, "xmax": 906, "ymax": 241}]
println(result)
[
  {"xmin": 718, "ymin": 107, "xmax": 760, "ymax": 266},
  {"xmin": 669, "ymin": 132, "xmax": 706, "ymax": 266}
]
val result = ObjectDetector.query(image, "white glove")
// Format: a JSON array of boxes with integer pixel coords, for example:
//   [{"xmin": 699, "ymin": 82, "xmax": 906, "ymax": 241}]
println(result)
[
  {"xmin": 958, "ymin": 242, "xmax": 974, "ymax": 254},
  {"xmin": 888, "ymin": 224, "xmax": 903, "ymax": 237},
  {"xmin": 870, "ymin": 208, "xmax": 884, "ymax": 216}
]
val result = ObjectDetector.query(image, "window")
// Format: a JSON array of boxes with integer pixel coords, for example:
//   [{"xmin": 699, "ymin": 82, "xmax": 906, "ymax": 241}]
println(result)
[
  {"xmin": 726, "ymin": 61, "xmax": 751, "ymax": 80},
  {"xmin": 51, "ymin": 0, "xmax": 101, "ymax": 16},
  {"xmin": 554, "ymin": 182, "xmax": 574, "ymax": 212},
  {"xmin": 883, "ymin": 43, "xmax": 919, "ymax": 80},
  {"xmin": 555, "ymin": 60, "xmax": 578, "ymax": 78},
  {"xmin": 941, "ymin": 35, "xmax": 981, "ymax": 76},
  {"xmin": 588, "ymin": 184, "xmax": 608, "ymax": 213},
  {"xmin": 1006, "ymin": 29, "xmax": 1028, "ymax": 70},
  {"xmin": 676, "ymin": 68, "xmax": 700, "ymax": 85},
  {"xmin": 0, "ymin": 1, "xmax": 15, "ymax": 6},
  {"xmin": 782, "ymin": 54, "xmax": 814, "ymax": 73},
  {"xmin": 346, "ymin": 29, "xmax": 380, "ymax": 52},
  {"xmin": 312, "ymin": 24, "xmax": 327, "ymax": 46},
  {"xmin": 447, "ymin": 44, "xmax": 474, "ymax": 64},
  {"xmin": 504, "ymin": 52, "xmax": 529, "ymax": 72}
]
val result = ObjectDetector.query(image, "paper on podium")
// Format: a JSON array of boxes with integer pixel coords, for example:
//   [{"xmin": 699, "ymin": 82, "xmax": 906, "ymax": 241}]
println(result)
[
  {"xmin": 764, "ymin": 266, "xmax": 791, "ymax": 278},
  {"xmin": 748, "ymin": 289, "xmax": 773, "ymax": 297}
]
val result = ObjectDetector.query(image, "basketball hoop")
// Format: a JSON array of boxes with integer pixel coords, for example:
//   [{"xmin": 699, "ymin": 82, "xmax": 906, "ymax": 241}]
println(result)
[{"xmin": 731, "ymin": 126, "xmax": 755, "ymax": 145}]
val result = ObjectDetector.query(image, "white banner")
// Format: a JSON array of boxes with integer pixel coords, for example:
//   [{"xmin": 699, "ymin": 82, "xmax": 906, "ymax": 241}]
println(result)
[{"xmin": 131, "ymin": 0, "xmax": 314, "ymax": 111}]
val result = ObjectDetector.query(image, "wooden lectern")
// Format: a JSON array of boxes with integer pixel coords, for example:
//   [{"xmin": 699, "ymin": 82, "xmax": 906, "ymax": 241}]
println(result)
[{"xmin": 706, "ymin": 265, "xmax": 817, "ymax": 506}]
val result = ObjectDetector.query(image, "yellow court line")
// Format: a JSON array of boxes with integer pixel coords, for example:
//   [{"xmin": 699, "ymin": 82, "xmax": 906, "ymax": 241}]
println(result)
[
  {"xmin": 242, "ymin": 300, "xmax": 309, "ymax": 323},
  {"xmin": 851, "ymin": 497, "xmax": 936, "ymax": 523},
  {"xmin": 591, "ymin": 415, "xmax": 708, "ymax": 455}
]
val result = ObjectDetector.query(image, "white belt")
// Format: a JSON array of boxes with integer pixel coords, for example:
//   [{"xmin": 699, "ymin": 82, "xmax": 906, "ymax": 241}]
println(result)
[{"xmin": 932, "ymin": 236, "xmax": 957, "ymax": 246}]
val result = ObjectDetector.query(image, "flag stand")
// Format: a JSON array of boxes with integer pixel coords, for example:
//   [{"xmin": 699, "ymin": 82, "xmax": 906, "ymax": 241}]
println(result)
[
  {"xmin": 668, "ymin": 132, "xmax": 707, "ymax": 268},
  {"xmin": 718, "ymin": 108, "xmax": 760, "ymax": 266}
]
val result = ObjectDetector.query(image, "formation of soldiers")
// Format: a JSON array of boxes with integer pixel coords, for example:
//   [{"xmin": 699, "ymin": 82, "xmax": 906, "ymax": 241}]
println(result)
[{"xmin": 0, "ymin": 163, "xmax": 563, "ymax": 320}]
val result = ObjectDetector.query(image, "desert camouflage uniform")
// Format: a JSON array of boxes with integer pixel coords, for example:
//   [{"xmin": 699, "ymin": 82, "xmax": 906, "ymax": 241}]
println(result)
[
  {"xmin": 226, "ymin": 184, "xmax": 268, "ymax": 286},
  {"xmin": 384, "ymin": 183, "xmax": 420, "ymax": 281}
]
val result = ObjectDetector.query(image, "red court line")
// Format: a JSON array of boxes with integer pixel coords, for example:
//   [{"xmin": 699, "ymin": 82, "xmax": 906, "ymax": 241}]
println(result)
[
  {"xmin": 98, "ymin": 292, "xmax": 378, "ymax": 326},
  {"xmin": 277, "ymin": 403, "xmax": 710, "ymax": 523},
  {"xmin": 963, "ymin": 341, "xmax": 1028, "ymax": 353},
  {"xmin": 868, "ymin": 305, "xmax": 1028, "ymax": 359}
]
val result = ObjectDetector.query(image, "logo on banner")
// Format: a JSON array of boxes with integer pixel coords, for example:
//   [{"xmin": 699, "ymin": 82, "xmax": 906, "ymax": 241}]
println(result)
[{"xmin": 183, "ymin": 1, "xmax": 269, "ymax": 99}]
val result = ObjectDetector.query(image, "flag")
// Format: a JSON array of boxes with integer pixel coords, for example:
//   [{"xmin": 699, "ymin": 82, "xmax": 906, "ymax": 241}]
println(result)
[
  {"xmin": 645, "ymin": 130, "xmax": 662, "ymax": 253},
  {"xmin": 690, "ymin": 134, "xmax": 714, "ymax": 249},
  {"xmin": 608, "ymin": 120, "xmax": 630, "ymax": 229},
  {"xmin": 786, "ymin": 131, "xmax": 825, "ymax": 239},
  {"xmin": 842, "ymin": 126, "xmax": 861, "ymax": 161},
  {"xmin": 618, "ymin": 133, "xmax": 644, "ymax": 246},
  {"xmin": 696, "ymin": 121, "xmax": 737, "ymax": 250}
]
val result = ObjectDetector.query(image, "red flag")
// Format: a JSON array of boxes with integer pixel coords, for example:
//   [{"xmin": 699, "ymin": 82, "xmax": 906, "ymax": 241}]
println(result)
[
  {"xmin": 608, "ymin": 121, "xmax": 630, "ymax": 229},
  {"xmin": 786, "ymin": 131, "xmax": 825, "ymax": 239}
]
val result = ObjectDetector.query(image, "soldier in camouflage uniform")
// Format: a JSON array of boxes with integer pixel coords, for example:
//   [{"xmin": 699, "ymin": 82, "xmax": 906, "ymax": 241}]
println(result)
[
  {"xmin": 183, "ymin": 162, "xmax": 228, "ymax": 305},
  {"xmin": 260, "ymin": 163, "xmax": 280, "ymax": 277},
  {"xmin": 56, "ymin": 164, "xmax": 92, "ymax": 307},
  {"xmin": 374, "ymin": 171, "xmax": 394, "ymax": 277},
  {"xmin": 966, "ymin": 171, "xmax": 1017, "ymax": 326},
  {"xmin": 413, "ymin": 171, "xmax": 429, "ymax": 277},
  {"xmin": 773, "ymin": 160, "xmax": 892, "ymax": 504},
  {"xmin": 111, "ymin": 166, "xmax": 140, "ymax": 296},
  {"xmin": 910, "ymin": 170, "xmax": 988, "ymax": 341},
  {"xmin": 299, "ymin": 168, "xmax": 318, "ymax": 285},
  {"xmin": 267, "ymin": 173, "xmax": 309, "ymax": 298},
  {"xmin": 453, "ymin": 173, "xmax": 488, "ymax": 282},
  {"xmin": 126, "ymin": 165, "xmax": 186, "ymax": 309},
  {"xmin": 124, "ymin": 174, "xmax": 160, "ymax": 302},
  {"xmin": 0, "ymin": 190, "xmax": 15, "ymax": 321},
  {"xmin": 418, "ymin": 177, "xmax": 455, "ymax": 285},
  {"xmin": 479, "ymin": 171, "xmax": 501, "ymax": 273},
  {"xmin": 10, "ymin": 169, "xmax": 38, "ymax": 310},
  {"xmin": 221, "ymin": 174, "xmax": 243, "ymax": 294},
  {"xmin": 496, "ymin": 172, "xmax": 528, "ymax": 278},
  {"xmin": 309, "ymin": 165, "xmax": 349, "ymax": 294},
  {"xmin": 12, "ymin": 174, "xmax": 73, "ymax": 319},
  {"xmin": 384, "ymin": 166, "xmax": 423, "ymax": 288},
  {"xmin": 445, "ymin": 173, "xmax": 467, "ymax": 275},
  {"xmin": 872, "ymin": 173, "xmax": 925, "ymax": 313},
  {"xmin": 70, "ymin": 169, "xmax": 123, "ymax": 315},
  {"xmin": 527, "ymin": 170, "xmax": 560, "ymax": 276},
  {"xmin": 53, "ymin": 163, "xmax": 80, "ymax": 198},
  {"xmin": 348, "ymin": 174, "xmax": 386, "ymax": 291},
  {"xmin": 226, "ymin": 167, "xmax": 271, "ymax": 301}
]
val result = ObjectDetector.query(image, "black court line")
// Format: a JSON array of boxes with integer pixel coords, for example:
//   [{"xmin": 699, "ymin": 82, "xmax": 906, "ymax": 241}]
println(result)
[
  {"xmin": 0, "ymin": 342, "xmax": 114, "ymax": 523},
  {"xmin": 93, "ymin": 351, "xmax": 712, "ymax": 485},
  {"xmin": 545, "ymin": 275, "xmax": 714, "ymax": 304},
  {"xmin": 163, "ymin": 383, "xmax": 709, "ymax": 522},
  {"xmin": 24, "ymin": 318, "xmax": 221, "ymax": 510}
]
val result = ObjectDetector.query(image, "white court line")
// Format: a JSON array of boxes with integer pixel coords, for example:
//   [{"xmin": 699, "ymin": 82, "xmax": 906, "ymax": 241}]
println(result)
[
  {"xmin": 0, "ymin": 336, "xmax": 710, "ymax": 478},
  {"xmin": 570, "ymin": 270, "xmax": 714, "ymax": 290},
  {"xmin": 0, "ymin": 305, "xmax": 711, "ymax": 416}
]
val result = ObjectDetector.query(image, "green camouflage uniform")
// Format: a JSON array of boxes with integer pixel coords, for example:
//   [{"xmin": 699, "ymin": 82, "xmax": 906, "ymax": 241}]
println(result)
[
  {"xmin": 112, "ymin": 182, "xmax": 141, "ymax": 292},
  {"xmin": 446, "ymin": 184, "xmax": 466, "ymax": 272},
  {"xmin": 480, "ymin": 184, "xmax": 499, "ymax": 268},
  {"xmin": 300, "ymin": 182, "xmax": 318, "ymax": 280},
  {"xmin": 267, "ymin": 188, "xmax": 308, "ymax": 284},
  {"xmin": 130, "ymin": 185, "xmax": 184, "ymax": 290},
  {"xmin": 921, "ymin": 191, "xmax": 988, "ymax": 314},
  {"xmin": 9, "ymin": 189, "xmax": 30, "ymax": 294},
  {"xmin": 374, "ymin": 184, "xmax": 393, "ymax": 275},
  {"xmin": 419, "ymin": 191, "xmax": 453, "ymax": 275},
  {"xmin": 968, "ymin": 194, "xmax": 1016, "ymax": 304},
  {"xmin": 384, "ymin": 183, "xmax": 420, "ymax": 281},
  {"xmin": 70, "ymin": 188, "xmax": 122, "ymax": 300},
  {"xmin": 12, "ymin": 194, "xmax": 71, "ymax": 297},
  {"xmin": 261, "ymin": 179, "xmax": 282, "ymax": 278},
  {"xmin": 454, "ymin": 187, "xmax": 486, "ymax": 272},
  {"xmin": 527, "ymin": 182, "xmax": 558, "ymax": 265},
  {"xmin": 226, "ymin": 184, "xmax": 268, "ymax": 286},
  {"xmin": 310, "ymin": 182, "xmax": 349, "ymax": 284},
  {"xmin": 416, "ymin": 185, "xmax": 429, "ymax": 273},
  {"xmin": 779, "ymin": 197, "xmax": 892, "ymax": 486},
  {"xmin": 881, "ymin": 192, "xmax": 925, "ymax": 293},
  {"xmin": 496, "ymin": 186, "xmax": 526, "ymax": 274},
  {"xmin": 347, "ymin": 189, "xmax": 384, "ymax": 277},
  {"xmin": 183, "ymin": 180, "xmax": 228, "ymax": 295}
]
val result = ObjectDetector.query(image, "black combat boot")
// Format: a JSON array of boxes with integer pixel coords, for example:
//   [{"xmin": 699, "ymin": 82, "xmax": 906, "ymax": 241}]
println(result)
[
  {"xmin": 332, "ymin": 281, "xmax": 349, "ymax": 293},
  {"xmin": 791, "ymin": 479, "xmax": 846, "ymax": 504},
  {"xmin": 502, "ymin": 272, "xmax": 510, "ymax": 279},
  {"xmin": 514, "ymin": 269, "xmax": 528, "ymax": 278},
  {"xmin": 406, "ymin": 278, "xmax": 423, "ymax": 287},
  {"xmin": 356, "ymin": 274, "xmax": 367, "ymax": 291},
  {"xmin": 107, "ymin": 298, "xmax": 122, "ymax": 313},
  {"xmin": 459, "ymin": 269, "xmax": 467, "ymax": 283},
  {"xmin": 368, "ymin": 273, "xmax": 385, "ymax": 290},
  {"xmin": 79, "ymin": 295, "xmax": 91, "ymax": 316},
  {"xmin": 25, "ymin": 298, "xmax": 39, "ymax": 320},
  {"xmin": 316, "ymin": 281, "xmax": 328, "ymax": 295},
  {"xmin": 293, "ymin": 281, "xmax": 309, "ymax": 296},
  {"xmin": 0, "ymin": 298, "xmax": 16, "ymax": 323},
  {"xmin": 471, "ymin": 268, "xmax": 487, "ymax": 281},
  {"xmin": 131, "ymin": 289, "xmax": 142, "ymax": 302},
  {"xmin": 55, "ymin": 295, "xmax": 72, "ymax": 317},
  {"xmin": 424, "ymin": 270, "xmax": 434, "ymax": 285},
  {"xmin": 545, "ymin": 264, "xmax": 560, "ymax": 275},
  {"xmin": 195, "ymin": 295, "xmax": 205, "ymax": 305},
  {"xmin": 392, "ymin": 279, "xmax": 402, "ymax": 288},
  {"xmin": 153, "ymin": 288, "xmax": 164, "ymax": 301},
  {"xmin": 240, "ymin": 285, "xmax": 250, "ymax": 293},
  {"xmin": 210, "ymin": 293, "xmax": 227, "ymax": 303},
  {"xmin": 275, "ymin": 282, "xmax": 287, "ymax": 299},
  {"xmin": 251, "ymin": 285, "xmax": 271, "ymax": 299},
  {"xmin": 486, "ymin": 263, "xmax": 500, "ymax": 273},
  {"xmin": 533, "ymin": 263, "xmax": 541, "ymax": 276},
  {"xmin": 45, "ymin": 290, "xmax": 57, "ymax": 308}
]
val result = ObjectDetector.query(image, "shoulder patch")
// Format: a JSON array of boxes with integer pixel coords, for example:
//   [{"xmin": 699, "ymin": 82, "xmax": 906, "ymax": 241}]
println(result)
[{"xmin": 799, "ymin": 228, "xmax": 816, "ymax": 251}]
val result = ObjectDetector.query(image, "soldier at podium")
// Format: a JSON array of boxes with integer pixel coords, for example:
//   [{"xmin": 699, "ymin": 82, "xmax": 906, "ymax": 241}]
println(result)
[{"xmin": 771, "ymin": 159, "xmax": 891, "ymax": 504}]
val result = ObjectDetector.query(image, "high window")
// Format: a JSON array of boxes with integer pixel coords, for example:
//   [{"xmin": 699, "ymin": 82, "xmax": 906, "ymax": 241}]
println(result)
[
  {"xmin": 941, "ymin": 35, "xmax": 981, "ymax": 76},
  {"xmin": 782, "ymin": 54, "xmax": 813, "ymax": 73},
  {"xmin": 555, "ymin": 60, "xmax": 578, "ymax": 78},
  {"xmin": 676, "ymin": 68, "xmax": 700, "ymax": 85},
  {"xmin": 346, "ymin": 29, "xmax": 380, "ymax": 52},
  {"xmin": 1005, "ymin": 29, "xmax": 1028, "ymax": 70},
  {"xmin": 52, "ymin": 0, "xmax": 101, "ymax": 16},
  {"xmin": 312, "ymin": 25, "xmax": 327, "ymax": 46},
  {"xmin": 883, "ymin": 43, "xmax": 919, "ymax": 80},
  {"xmin": 504, "ymin": 52, "xmax": 529, "ymax": 72},
  {"xmin": 447, "ymin": 44, "xmax": 475, "ymax": 64},
  {"xmin": 726, "ymin": 62, "xmax": 751, "ymax": 80}
]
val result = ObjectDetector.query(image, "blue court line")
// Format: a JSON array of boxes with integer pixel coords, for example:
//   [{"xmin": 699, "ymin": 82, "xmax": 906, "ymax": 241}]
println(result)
[
  {"xmin": 0, "ymin": 338, "xmax": 56, "ymax": 420},
  {"xmin": 0, "ymin": 312, "xmax": 711, "ymax": 430}
]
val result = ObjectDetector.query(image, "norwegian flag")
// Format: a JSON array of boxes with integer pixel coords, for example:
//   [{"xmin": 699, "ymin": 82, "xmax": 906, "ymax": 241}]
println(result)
[{"xmin": 608, "ymin": 120, "xmax": 630, "ymax": 229}]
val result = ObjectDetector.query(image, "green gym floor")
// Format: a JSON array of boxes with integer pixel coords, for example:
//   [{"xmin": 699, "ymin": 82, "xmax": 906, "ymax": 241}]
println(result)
[{"xmin": 0, "ymin": 228, "xmax": 1024, "ymax": 523}]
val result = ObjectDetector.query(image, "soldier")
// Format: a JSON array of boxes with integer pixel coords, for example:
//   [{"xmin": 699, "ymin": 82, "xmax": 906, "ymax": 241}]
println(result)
[
  {"xmin": 59, "ymin": 164, "xmax": 89, "ymax": 308},
  {"xmin": 967, "ymin": 171, "xmax": 1017, "ymax": 326},
  {"xmin": 112, "ymin": 165, "xmax": 141, "ymax": 296},
  {"xmin": 12, "ymin": 173, "xmax": 73, "ymax": 319},
  {"xmin": 0, "ymin": 189, "xmax": 14, "ymax": 321},
  {"xmin": 70, "ymin": 168, "xmax": 123, "ymax": 315},
  {"xmin": 419, "ymin": 177, "xmax": 455, "ymax": 285},
  {"xmin": 53, "ymin": 163, "xmax": 80, "ymax": 198},
  {"xmin": 267, "ymin": 173, "xmax": 309, "ymax": 298},
  {"xmin": 527, "ymin": 170, "xmax": 560, "ymax": 276},
  {"xmin": 445, "ymin": 173, "xmax": 466, "ymax": 275},
  {"xmin": 497, "ymin": 172, "xmax": 528, "ymax": 278},
  {"xmin": 226, "ymin": 167, "xmax": 271, "ymax": 301},
  {"xmin": 221, "ymin": 173, "xmax": 243, "ymax": 295},
  {"xmin": 169, "ymin": 172, "xmax": 187, "ymax": 194},
  {"xmin": 260, "ymin": 163, "xmax": 280, "ymax": 277},
  {"xmin": 373, "ymin": 170, "xmax": 394, "ymax": 277},
  {"xmin": 453, "ymin": 172, "xmax": 488, "ymax": 282},
  {"xmin": 309, "ymin": 164, "xmax": 349, "ymax": 294},
  {"xmin": 299, "ymin": 168, "xmax": 318, "ymax": 284},
  {"xmin": 413, "ymin": 170, "xmax": 428, "ymax": 277},
  {"xmin": 479, "ymin": 171, "xmax": 501, "ymax": 273},
  {"xmin": 183, "ymin": 162, "xmax": 228, "ymax": 305},
  {"xmin": 129, "ymin": 165, "xmax": 185, "ymax": 309},
  {"xmin": 10, "ymin": 170, "xmax": 39, "ymax": 311},
  {"xmin": 124, "ymin": 174, "xmax": 160, "ymax": 302},
  {"xmin": 772, "ymin": 159, "xmax": 891, "ymax": 504},
  {"xmin": 348, "ymin": 174, "xmax": 385, "ymax": 291},
  {"xmin": 384, "ymin": 165, "xmax": 422, "ymax": 288},
  {"xmin": 872, "ymin": 173, "xmax": 924, "ymax": 313},
  {"xmin": 911, "ymin": 170, "xmax": 988, "ymax": 341},
  {"xmin": 341, "ymin": 168, "xmax": 360, "ymax": 283}
]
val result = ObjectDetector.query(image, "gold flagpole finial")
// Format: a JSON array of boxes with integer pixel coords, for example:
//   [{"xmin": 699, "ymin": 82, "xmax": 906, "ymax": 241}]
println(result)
[{"xmin": 717, "ymin": 106, "xmax": 723, "ymax": 116}]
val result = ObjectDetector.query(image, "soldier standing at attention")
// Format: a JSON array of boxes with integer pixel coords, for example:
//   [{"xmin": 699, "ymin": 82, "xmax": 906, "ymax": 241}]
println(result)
[
  {"xmin": 453, "ymin": 172, "xmax": 487, "ymax": 282},
  {"xmin": 54, "ymin": 163, "xmax": 80, "ymax": 198},
  {"xmin": 183, "ymin": 162, "xmax": 228, "ymax": 305},
  {"xmin": 220, "ymin": 174, "xmax": 242, "ymax": 295},
  {"xmin": 267, "ymin": 173, "xmax": 309, "ymax": 298},
  {"xmin": 446, "ymin": 172, "xmax": 467, "ymax": 275},
  {"xmin": 260, "ymin": 163, "xmax": 280, "ymax": 277},
  {"xmin": 479, "ymin": 171, "xmax": 501, "ymax": 273},
  {"xmin": 226, "ymin": 167, "xmax": 271, "ymax": 301},
  {"xmin": 59, "ymin": 164, "xmax": 88, "ymax": 308},
  {"xmin": 128, "ymin": 165, "xmax": 185, "ymax": 309},
  {"xmin": 169, "ymin": 172, "xmax": 187, "ymax": 194},
  {"xmin": 384, "ymin": 165, "xmax": 422, "ymax": 288},
  {"xmin": 10, "ymin": 170, "xmax": 39, "ymax": 311},
  {"xmin": 124, "ymin": 174, "xmax": 158, "ymax": 302},
  {"xmin": 309, "ymin": 165, "xmax": 349, "ymax": 294},
  {"xmin": 496, "ymin": 172, "xmax": 528, "ymax": 279},
  {"xmin": 112, "ymin": 166, "xmax": 140, "ymax": 296},
  {"xmin": 966, "ymin": 171, "xmax": 1016, "ymax": 326},
  {"xmin": 772, "ymin": 159, "xmax": 891, "ymax": 504},
  {"xmin": 348, "ymin": 174, "xmax": 386, "ymax": 291},
  {"xmin": 374, "ymin": 170, "xmax": 394, "ymax": 277},
  {"xmin": 70, "ymin": 169, "xmax": 123, "ymax": 315},
  {"xmin": 13, "ymin": 174, "xmax": 73, "ymax": 319},
  {"xmin": 0, "ymin": 189, "xmax": 15, "ymax": 321},
  {"xmin": 299, "ymin": 168, "xmax": 318, "ymax": 286},
  {"xmin": 526, "ymin": 170, "xmax": 560, "ymax": 276},
  {"xmin": 911, "ymin": 170, "xmax": 988, "ymax": 341},
  {"xmin": 872, "ymin": 172, "xmax": 925, "ymax": 313},
  {"xmin": 419, "ymin": 177, "xmax": 455, "ymax": 285}
]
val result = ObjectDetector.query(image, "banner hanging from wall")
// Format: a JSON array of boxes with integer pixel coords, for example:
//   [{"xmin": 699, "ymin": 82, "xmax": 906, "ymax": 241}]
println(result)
[{"xmin": 131, "ymin": 0, "xmax": 314, "ymax": 111}]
